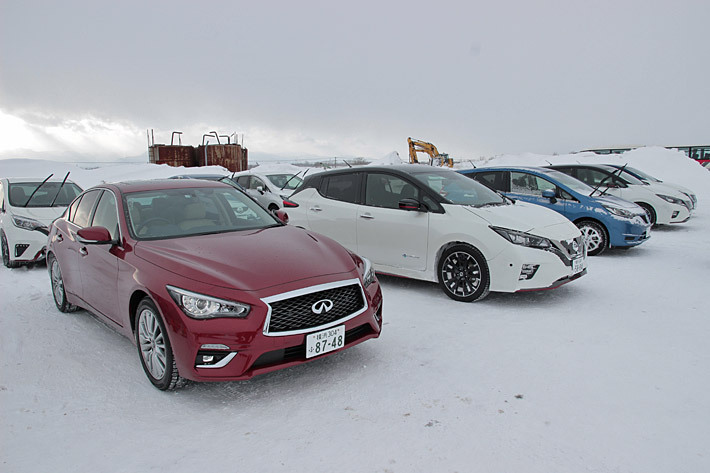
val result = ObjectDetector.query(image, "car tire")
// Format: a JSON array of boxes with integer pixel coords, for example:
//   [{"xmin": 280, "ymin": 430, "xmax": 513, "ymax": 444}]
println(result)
[
  {"xmin": 1, "ymin": 231, "xmax": 19, "ymax": 268},
  {"xmin": 48, "ymin": 253, "xmax": 79, "ymax": 312},
  {"xmin": 636, "ymin": 202, "xmax": 657, "ymax": 226},
  {"xmin": 135, "ymin": 297, "xmax": 186, "ymax": 390},
  {"xmin": 576, "ymin": 220, "xmax": 607, "ymax": 256},
  {"xmin": 438, "ymin": 244, "xmax": 490, "ymax": 302}
]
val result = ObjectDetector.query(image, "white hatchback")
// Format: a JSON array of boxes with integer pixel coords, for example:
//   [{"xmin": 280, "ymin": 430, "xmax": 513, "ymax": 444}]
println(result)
[
  {"xmin": 287, "ymin": 165, "xmax": 587, "ymax": 302},
  {"xmin": 232, "ymin": 171, "xmax": 303, "ymax": 212},
  {"xmin": 0, "ymin": 176, "xmax": 83, "ymax": 267},
  {"xmin": 549, "ymin": 164, "xmax": 693, "ymax": 225}
]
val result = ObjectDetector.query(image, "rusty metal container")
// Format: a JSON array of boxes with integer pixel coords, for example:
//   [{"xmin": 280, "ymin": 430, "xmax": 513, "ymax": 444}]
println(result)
[
  {"xmin": 195, "ymin": 144, "xmax": 247, "ymax": 172},
  {"xmin": 148, "ymin": 145, "xmax": 196, "ymax": 168}
]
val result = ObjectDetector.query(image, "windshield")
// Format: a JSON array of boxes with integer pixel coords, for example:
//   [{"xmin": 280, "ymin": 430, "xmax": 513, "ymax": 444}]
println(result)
[
  {"xmin": 612, "ymin": 168, "xmax": 647, "ymax": 185},
  {"xmin": 413, "ymin": 170, "xmax": 506, "ymax": 206},
  {"xmin": 540, "ymin": 169, "xmax": 595, "ymax": 194},
  {"xmin": 622, "ymin": 166, "xmax": 661, "ymax": 182},
  {"xmin": 8, "ymin": 182, "xmax": 83, "ymax": 207},
  {"xmin": 124, "ymin": 187, "xmax": 279, "ymax": 240},
  {"xmin": 267, "ymin": 173, "xmax": 303, "ymax": 190}
]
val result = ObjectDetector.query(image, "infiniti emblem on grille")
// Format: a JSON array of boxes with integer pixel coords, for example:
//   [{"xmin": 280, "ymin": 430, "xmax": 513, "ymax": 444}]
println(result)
[{"xmin": 312, "ymin": 299, "xmax": 334, "ymax": 314}]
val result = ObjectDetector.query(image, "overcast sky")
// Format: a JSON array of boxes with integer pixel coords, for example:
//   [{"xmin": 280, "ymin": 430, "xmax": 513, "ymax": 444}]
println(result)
[{"xmin": 1, "ymin": 0, "xmax": 707, "ymax": 163}]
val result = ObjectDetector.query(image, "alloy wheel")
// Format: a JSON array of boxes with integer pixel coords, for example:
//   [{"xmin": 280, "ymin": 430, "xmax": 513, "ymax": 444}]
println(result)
[
  {"xmin": 138, "ymin": 308, "xmax": 167, "ymax": 380},
  {"xmin": 51, "ymin": 259, "xmax": 65, "ymax": 306},
  {"xmin": 441, "ymin": 251, "xmax": 481, "ymax": 298}
]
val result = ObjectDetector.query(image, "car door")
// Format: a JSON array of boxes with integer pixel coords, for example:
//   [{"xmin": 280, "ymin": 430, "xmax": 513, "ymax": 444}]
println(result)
[
  {"xmin": 507, "ymin": 171, "xmax": 568, "ymax": 216},
  {"xmin": 53, "ymin": 190, "xmax": 102, "ymax": 300},
  {"xmin": 304, "ymin": 172, "xmax": 361, "ymax": 252},
  {"xmin": 356, "ymin": 172, "xmax": 429, "ymax": 271},
  {"xmin": 77, "ymin": 189, "xmax": 122, "ymax": 326}
]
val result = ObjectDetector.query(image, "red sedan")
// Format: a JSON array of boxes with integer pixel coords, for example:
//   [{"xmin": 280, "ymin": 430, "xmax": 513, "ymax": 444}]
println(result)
[{"xmin": 47, "ymin": 179, "xmax": 382, "ymax": 390}]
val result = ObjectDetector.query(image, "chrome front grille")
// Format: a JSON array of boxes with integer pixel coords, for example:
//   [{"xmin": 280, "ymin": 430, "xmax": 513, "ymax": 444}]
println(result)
[
  {"xmin": 262, "ymin": 279, "xmax": 367, "ymax": 336},
  {"xmin": 550, "ymin": 236, "xmax": 585, "ymax": 266}
]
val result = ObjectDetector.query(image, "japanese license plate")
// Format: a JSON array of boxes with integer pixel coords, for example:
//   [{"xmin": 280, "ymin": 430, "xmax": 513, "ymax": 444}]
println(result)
[
  {"xmin": 572, "ymin": 257, "xmax": 584, "ymax": 274},
  {"xmin": 306, "ymin": 325, "xmax": 345, "ymax": 359}
]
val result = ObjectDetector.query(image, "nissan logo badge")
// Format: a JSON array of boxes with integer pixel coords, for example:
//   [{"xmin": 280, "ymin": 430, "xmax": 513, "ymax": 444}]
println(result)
[{"xmin": 311, "ymin": 299, "xmax": 334, "ymax": 315}]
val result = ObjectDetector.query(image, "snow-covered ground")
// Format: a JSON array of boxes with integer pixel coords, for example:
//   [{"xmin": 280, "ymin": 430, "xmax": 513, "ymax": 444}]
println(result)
[{"xmin": 1, "ymin": 149, "xmax": 709, "ymax": 473}]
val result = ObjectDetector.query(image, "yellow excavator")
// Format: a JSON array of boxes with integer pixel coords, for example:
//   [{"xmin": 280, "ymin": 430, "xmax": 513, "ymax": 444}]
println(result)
[{"xmin": 407, "ymin": 137, "xmax": 454, "ymax": 167}]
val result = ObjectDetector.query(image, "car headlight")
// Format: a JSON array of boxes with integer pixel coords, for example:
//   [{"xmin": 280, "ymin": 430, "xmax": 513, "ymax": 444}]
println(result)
[
  {"xmin": 656, "ymin": 194, "xmax": 684, "ymax": 205},
  {"xmin": 362, "ymin": 256, "xmax": 376, "ymax": 288},
  {"xmin": 601, "ymin": 204, "xmax": 633, "ymax": 219},
  {"xmin": 167, "ymin": 286, "xmax": 250, "ymax": 319},
  {"xmin": 491, "ymin": 226, "xmax": 552, "ymax": 249},
  {"xmin": 12, "ymin": 215, "xmax": 45, "ymax": 231}
]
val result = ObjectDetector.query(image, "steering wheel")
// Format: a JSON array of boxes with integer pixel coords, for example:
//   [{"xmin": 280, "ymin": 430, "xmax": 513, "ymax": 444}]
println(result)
[{"xmin": 137, "ymin": 217, "xmax": 171, "ymax": 234}]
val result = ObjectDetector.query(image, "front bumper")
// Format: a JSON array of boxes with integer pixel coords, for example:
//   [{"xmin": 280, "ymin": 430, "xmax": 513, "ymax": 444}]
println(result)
[
  {"xmin": 156, "ymin": 277, "xmax": 383, "ymax": 382},
  {"xmin": 608, "ymin": 216, "xmax": 651, "ymax": 248},
  {"xmin": 487, "ymin": 238, "xmax": 587, "ymax": 293},
  {"xmin": 2, "ymin": 226, "xmax": 49, "ymax": 264}
]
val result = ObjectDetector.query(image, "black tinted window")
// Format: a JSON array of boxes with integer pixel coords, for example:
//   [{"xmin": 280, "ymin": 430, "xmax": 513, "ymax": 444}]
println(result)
[
  {"xmin": 471, "ymin": 171, "xmax": 506, "ymax": 192},
  {"xmin": 365, "ymin": 173, "xmax": 418, "ymax": 209},
  {"xmin": 320, "ymin": 173, "xmax": 360, "ymax": 203}
]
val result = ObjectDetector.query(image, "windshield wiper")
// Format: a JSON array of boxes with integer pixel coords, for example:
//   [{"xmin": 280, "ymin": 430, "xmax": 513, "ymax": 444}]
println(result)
[
  {"xmin": 49, "ymin": 172, "xmax": 70, "ymax": 207},
  {"xmin": 23, "ymin": 174, "xmax": 53, "ymax": 207},
  {"xmin": 588, "ymin": 164, "xmax": 627, "ymax": 198},
  {"xmin": 280, "ymin": 169, "xmax": 308, "ymax": 191}
]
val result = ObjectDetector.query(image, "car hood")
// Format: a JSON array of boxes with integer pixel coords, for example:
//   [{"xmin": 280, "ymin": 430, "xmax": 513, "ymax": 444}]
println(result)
[
  {"xmin": 641, "ymin": 182, "xmax": 687, "ymax": 199},
  {"xmin": 134, "ymin": 225, "xmax": 357, "ymax": 291},
  {"xmin": 594, "ymin": 195, "xmax": 644, "ymax": 212},
  {"xmin": 462, "ymin": 201, "xmax": 578, "ymax": 240},
  {"xmin": 10, "ymin": 206, "xmax": 66, "ymax": 226}
]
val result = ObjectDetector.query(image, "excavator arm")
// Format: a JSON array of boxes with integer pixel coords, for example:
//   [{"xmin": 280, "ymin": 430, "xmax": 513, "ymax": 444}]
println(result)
[{"xmin": 407, "ymin": 137, "xmax": 454, "ymax": 167}]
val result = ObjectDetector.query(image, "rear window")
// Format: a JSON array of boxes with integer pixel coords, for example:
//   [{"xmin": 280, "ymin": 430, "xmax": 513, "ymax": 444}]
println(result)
[{"xmin": 319, "ymin": 173, "xmax": 361, "ymax": 203}]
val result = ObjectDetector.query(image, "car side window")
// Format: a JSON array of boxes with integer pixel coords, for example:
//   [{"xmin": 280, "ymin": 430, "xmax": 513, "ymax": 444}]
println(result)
[
  {"xmin": 250, "ymin": 177, "xmax": 266, "ymax": 191},
  {"xmin": 510, "ymin": 172, "xmax": 556, "ymax": 196},
  {"xmin": 365, "ymin": 173, "xmax": 418, "ymax": 209},
  {"xmin": 472, "ymin": 171, "xmax": 507, "ymax": 192},
  {"xmin": 319, "ymin": 173, "xmax": 360, "ymax": 204},
  {"xmin": 0, "ymin": 182, "xmax": 4, "ymax": 211},
  {"xmin": 236, "ymin": 176, "xmax": 250, "ymax": 187},
  {"xmin": 71, "ymin": 190, "xmax": 101, "ymax": 228},
  {"xmin": 67, "ymin": 195, "xmax": 82, "ymax": 221},
  {"xmin": 90, "ymin": 191, "xmax": 119, "ymax": 240}
]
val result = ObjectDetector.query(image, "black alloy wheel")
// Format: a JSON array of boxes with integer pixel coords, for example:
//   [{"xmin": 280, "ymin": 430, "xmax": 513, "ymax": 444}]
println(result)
[
  {"xmin": 438, "ymin": 244, "xmax": 490, "ymax": 302},
  {"xmin": 1, "ymin": 231, "xmax": 19, "ymax": 268}
]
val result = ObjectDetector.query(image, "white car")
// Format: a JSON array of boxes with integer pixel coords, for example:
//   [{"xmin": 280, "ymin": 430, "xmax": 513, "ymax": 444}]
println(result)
[
  {"xmin": 287, "ymin": 165, "xmax": 587, "ymax": 302},
  {"xmin": 606, "ymin": 164, "xmax": 697, "ymax": 210},
  {"xmin": 232, "ymin": 171, "xmax": 304, "ymax": 212},
  {"xmin": 549, "ymin": 164, "xmax": 693, "ymax": 225},
  {"xmin": 1, "ymin": 176, "xmax": 83, "ymax": 267}
]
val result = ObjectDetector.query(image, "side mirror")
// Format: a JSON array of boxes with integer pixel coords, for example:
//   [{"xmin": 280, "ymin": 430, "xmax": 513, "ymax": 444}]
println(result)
[
  {"xmin": 256, "ymin": 186, "xmax": 265, "ymax": 194},
  {"xmin": 541, "ymin": 189, "xmax": 557, "ymax": 203},
  {"xmin": 77, "ymin": 226, "xmax": 114, "ymax": 245},
  {"xmin": 274, "ymin": 209, "xmax": 289, "ymax": 224},
  {"xmin": 399, "ymin": 198, "xmax": 424, "ymax": 211}
]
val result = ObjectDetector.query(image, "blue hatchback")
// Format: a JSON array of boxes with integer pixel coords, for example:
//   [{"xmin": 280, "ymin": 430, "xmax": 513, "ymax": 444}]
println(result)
[{"xmin": 458, "ymin": 166, "xmax": 651, "ymax": 255}]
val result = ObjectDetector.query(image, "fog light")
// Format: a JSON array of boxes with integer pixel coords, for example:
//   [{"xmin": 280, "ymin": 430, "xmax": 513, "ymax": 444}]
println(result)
[
  {"xmin": 14, "ymin": 244, "xmax": 29, "ymax": 258},
  {"xmin": 195, "ymin": 351, "xmax": 238, "ymax": 368},
  {"xmin": 519, "ymin": 264, "xmax": 540, "ymax": 280}
]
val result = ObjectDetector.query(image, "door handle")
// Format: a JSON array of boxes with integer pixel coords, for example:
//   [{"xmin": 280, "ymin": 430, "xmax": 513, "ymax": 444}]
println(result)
[
  {"xmin": 359, "ymin": 214, "xmax": 375, "ymax": 220},
  {"xmin": 309, "ymin": 206, "xmax": 323, "ymax": 212},
  {"xmin": 79, "ymin": 247, "xmax": 88, "ymax": 256}
]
